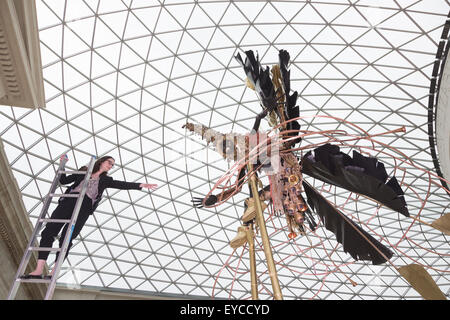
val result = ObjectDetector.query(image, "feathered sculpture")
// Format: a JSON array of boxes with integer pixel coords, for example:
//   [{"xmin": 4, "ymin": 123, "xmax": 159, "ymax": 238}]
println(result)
[
  {"xmin": 183, "ymin": 48, "xmax": 448, "ymax": 300},
  {"xmin": 186, "ymin": 49, "xmax": 409, "ymax": 266}
]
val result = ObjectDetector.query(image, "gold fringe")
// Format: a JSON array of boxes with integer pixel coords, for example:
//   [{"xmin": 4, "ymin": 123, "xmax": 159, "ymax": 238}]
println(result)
[
  {"xmin": 246, "ymin": 78, "xmax": 255, "ymax": 90},
  {"xmin": 268, "ymin": 111, "xmax": 278, "ymax": 127},
  {"xmin": 270, "ymin": 65, "xmax": 287, "ymax": 129}
]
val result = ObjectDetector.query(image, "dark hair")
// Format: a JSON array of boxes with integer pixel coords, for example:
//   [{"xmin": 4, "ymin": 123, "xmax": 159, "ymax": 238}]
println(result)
[{"xmin": 79, "ymin": 156, "xmax": 115, "ymax": 176}]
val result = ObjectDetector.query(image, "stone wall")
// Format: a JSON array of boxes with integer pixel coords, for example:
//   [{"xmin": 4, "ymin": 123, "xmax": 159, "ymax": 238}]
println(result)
[{"xmin": 0, "ymin": 138, "xmax": 45, "ymax": 299}]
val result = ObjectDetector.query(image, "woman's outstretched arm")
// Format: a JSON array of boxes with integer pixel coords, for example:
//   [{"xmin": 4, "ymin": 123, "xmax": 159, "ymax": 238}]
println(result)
[
  {"xmin": 139, "ymin": 183, "xmax": 158, "ymax": 191},
  {"xmin": 107, "ymin": 178, "xmax": 157, "ymax": 191}
]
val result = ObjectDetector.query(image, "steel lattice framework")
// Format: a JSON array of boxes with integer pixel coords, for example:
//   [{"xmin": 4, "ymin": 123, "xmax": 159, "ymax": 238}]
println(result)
[{"xmin": 0, "ymin": 0, "xmax": 449, "ymax": 300}]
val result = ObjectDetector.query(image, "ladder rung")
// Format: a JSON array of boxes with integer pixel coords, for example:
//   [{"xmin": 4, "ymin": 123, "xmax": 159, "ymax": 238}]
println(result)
[
  {"xmin": 58, "ymin": 170, "xmax": 87, "ymax": 175},
  {"xmin": 17, "ymin": 278, "xmax": 52, "ymax": 284},
  {"xmin": 39, "ymin": 218, "xmax": 71, "ymax": 223},
  {"xmin": 49, "ymin": 193, "xmax": 79, "ymax": 198},
  {"xmin": 29, "ymin": 247, "xmax": 61, "ymax": 252}
]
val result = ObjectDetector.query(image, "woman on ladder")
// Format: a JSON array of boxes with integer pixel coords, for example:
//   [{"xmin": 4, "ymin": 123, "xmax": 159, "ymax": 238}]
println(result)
[{"xmin": 22, "ymin": 154, "xmax": 158, "ymax": 279}]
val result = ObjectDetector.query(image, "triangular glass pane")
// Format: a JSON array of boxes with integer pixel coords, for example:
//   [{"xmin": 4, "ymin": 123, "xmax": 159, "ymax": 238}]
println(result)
[
  {"xmin": 99, "ymin": 11, "xmax": 128, "ymax": 38},
  {"xmin": 291, "ymin": 24, "xmax": 323, "ymax": 42},
  {"xmin": 207, "ymin": 28, "xmax": 236, "ymax": 50},
  {"xmin": 358, "ymin": 5, "xmax": 400, "ymax": 28},
  {"xmin": 186, "ymin": 27, "xmax": 216, "ymax": 49},
  {"xmin": 98, "ymin": 0, "xmax": 128, "ymax": 14},
  {"xmin": 381, "ymin": 29, "xmax": 422, "ymax": 48},
  {"xmin": 132, "ymin": 6, "xmax": 161, "ymax": 32},
  {"xmin": 148, "ymin": 37, "xmax": 174, "ymax": 60},
  {"xmin": 39, "ymin": 25, "xmax": 63, "ymax": 58},
  {"xmin": 154, "ymin": 8, "xmax": 183, "ymax": 33},
  {"xmin": 291, "ymin": 3, "xmax": 326, "ymax": 24},
  {"xmin": 219, "ymin": 3, "xmax": 248, "ymax": 25},
  {"xmin": 36, "ymin": 0, "xmax": 63, "ymax": 28},
  {"xmin": 332, "ymin": 25, "xmax": 368, "ymax": 44},
  {"xmin": 333, "ymin": 5, "xmax": 370, "ymax": 27},
  {"xmin": 333, "ymin": 46, "xmax": 367, "ymax": 64},
  {"xmin": 253, "ymin": 2, "xmax": 286, "ymax": 23},
  {"xmin": 218, "ymin": 25, "xmax": 249, "ymax": 46},
  {"xmin": 119, "ymin": 45, "xmax": 145, "ymax": 69},
  {"xmin": 165, "ymin": 3, "xmax": 195, "ymax": 28},
  {"xmin": 93, "ymin": 18, "xmax": 121, "ymax": 47},
  {"xmin": 124, "ymin": 11, "xmax": 153, "ymax": 39},
  {"xmin": 197, "ymin": 2, "xmax": 229, "ymax": 25}
]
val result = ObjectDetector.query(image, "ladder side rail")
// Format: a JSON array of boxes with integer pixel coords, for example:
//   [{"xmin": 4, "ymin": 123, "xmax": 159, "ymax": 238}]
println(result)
[
  {"xmin": 44, "ymin": 156, "xmax": 96, "ymax": 300},
  {"xmin": 7, "ymin": 156, "xmax": 68, "ymax": 300}
]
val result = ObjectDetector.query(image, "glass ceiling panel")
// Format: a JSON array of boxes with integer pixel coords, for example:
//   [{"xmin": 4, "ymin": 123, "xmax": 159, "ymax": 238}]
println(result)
[{"xmin": 0, "ymin": 0, "xmax": 449, "ymax": 299}]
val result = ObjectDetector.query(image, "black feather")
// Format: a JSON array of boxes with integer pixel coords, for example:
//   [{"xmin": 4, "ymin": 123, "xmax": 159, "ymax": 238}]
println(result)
[
  {"xmin": 303, "ymin": 180, "xmax": 394, "ymax": 265},
  {"xmin": 302, "ymin": 144, "xmax": 409, "ymax": 217},
  {"xmin": 279, "ymin": 49, "xmax": 291, "ymax": 93},
  {"xmin": 235, "ymin": 50, "xmax": 279, "ymax": 112}
]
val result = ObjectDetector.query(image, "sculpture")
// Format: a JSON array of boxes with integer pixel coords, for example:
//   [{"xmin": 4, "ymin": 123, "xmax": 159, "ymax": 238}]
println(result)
[{"xmin": 183, "ymin": 50, "xmax": 449, "ymax": 300}]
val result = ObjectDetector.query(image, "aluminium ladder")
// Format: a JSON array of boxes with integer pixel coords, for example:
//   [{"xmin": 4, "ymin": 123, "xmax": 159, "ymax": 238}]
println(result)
[{"xmin": 7, "ymin": 155, "xmax": 96, "ymax": 300}]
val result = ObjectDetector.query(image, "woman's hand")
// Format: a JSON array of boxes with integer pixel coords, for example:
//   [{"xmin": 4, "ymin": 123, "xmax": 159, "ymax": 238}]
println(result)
[
  {"xmin": 140, "ymin": 183, "xmax": 158, "ymax": 191},
  {"xmin": 60, "ymin": 154, "xmax": 68, "ymax": 163}
]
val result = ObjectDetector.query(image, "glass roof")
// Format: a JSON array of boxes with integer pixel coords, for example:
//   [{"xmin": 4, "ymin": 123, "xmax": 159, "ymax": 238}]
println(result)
[{"xmin": 1, "ymin": 0, "xmax": 449, "ymax": 299}]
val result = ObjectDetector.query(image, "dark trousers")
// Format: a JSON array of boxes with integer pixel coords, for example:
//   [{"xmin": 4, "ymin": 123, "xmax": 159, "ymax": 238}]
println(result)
[{"xmin": 38, "ymin": 195, "xmax": 93, "ymax": 262}]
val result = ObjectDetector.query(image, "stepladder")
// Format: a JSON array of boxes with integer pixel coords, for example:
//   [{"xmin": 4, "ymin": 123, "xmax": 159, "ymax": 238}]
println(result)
[{"xmin": 7, "ymin": 155, "xmax": 96, "ymax": 300}]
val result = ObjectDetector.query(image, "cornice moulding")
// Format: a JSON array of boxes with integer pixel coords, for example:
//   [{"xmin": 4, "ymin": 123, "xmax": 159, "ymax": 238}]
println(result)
[{"xmin": 0, "ymin": 0, "xmax": 45, "ymax": 109}]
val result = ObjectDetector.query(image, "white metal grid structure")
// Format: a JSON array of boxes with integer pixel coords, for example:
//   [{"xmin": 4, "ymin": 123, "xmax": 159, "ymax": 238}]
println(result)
[{"xmin": 0, "ymin": 0, "xmax": 449, "ymax": 300}]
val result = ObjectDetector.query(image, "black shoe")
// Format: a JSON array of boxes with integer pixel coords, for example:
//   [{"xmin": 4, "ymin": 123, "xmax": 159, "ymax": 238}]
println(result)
[{"xmin": 20, "ymin": 274, "xmax": 44, "ymax": 279}]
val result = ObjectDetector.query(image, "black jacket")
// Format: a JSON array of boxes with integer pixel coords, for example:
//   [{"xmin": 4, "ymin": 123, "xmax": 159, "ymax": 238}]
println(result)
[{"xmin": 59, "ymin": 172, "xmax": 142, "ymax": 212}]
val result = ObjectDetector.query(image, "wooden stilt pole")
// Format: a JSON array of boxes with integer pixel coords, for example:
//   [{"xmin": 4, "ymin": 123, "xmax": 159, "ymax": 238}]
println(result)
[
  {"xmin": 246, "ymin": 223, "xmax": 258, "ymax": 300},
  {"xmin": 360, "ymin": 193, "xmax": 449, "ymax": 235},
  {"xmin": 409, "ymin": 215, "xmax": 434, "ymax": 228},
  {"xmin": 247, "ymin": 162, "xmax": 283, "ymax": 300}
]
